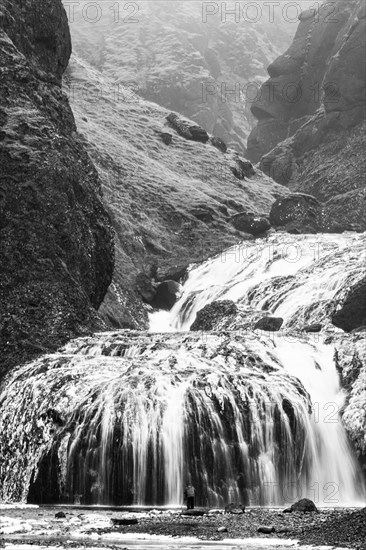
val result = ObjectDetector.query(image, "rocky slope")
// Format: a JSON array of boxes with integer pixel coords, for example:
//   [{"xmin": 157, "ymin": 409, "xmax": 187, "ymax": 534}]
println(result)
[
  {"xmin": 64, "ymin": 52, "xmax": 287, "ymax": 329},
  {"xmin": 0, "ymin": 0, "xmax": 114, "ymax": 378},
  {"xmin": 246, "ymin": 0, "xmax": 366, "ymax": 231},
  {"xmin": 65, "ymin": 0, "xmax": 308, "ymax": 154}
]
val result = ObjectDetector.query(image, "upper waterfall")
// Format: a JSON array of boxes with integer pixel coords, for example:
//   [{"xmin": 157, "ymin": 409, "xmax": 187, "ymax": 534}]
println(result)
[{"xmin": 149, "ymin": 233, "xmax": 366, "ymax": 332}]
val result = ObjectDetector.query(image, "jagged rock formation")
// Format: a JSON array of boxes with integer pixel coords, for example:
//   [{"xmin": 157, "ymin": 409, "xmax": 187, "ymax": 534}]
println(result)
[
  {"xmin": 332, "ymin": 278, "xmax": 366, "ymax": 332},
  {"xmin": 65, "ymin": 0, "xmax": 306, "ymax": 153},
  {"xmin": 0, "ymin": 0, "xmax": 114, "ymax": 377},
  {"xmin": 247, "ymin": 0, "xmax": 366, "ymax": 230}
]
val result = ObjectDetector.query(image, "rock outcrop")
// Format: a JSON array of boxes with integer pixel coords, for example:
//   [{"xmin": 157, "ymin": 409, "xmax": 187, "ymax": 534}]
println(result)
[
  {"xmin": 332, "ymin": 278, "xmax": 366, "ymax": 332},
  {"xmin": 247, "ymin": 0, "xmax": 366, "ymax": 231},
  {"xmin": 0, "ymin": 0, "xmax": 114, "ymax": 377}
]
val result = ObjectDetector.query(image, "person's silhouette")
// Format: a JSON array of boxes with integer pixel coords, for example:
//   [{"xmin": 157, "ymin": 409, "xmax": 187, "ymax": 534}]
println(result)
[{"xmin": 184, "ymin": 484, "xmax": 196, "ymax": 509}]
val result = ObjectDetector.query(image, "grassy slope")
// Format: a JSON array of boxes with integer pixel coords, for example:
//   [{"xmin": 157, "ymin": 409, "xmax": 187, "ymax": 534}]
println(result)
[{"xmin": 65, "ymin": 55, "xmax": 287, "ymax": 327}]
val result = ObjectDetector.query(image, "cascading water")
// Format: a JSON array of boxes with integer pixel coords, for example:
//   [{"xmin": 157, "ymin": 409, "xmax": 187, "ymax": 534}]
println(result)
[{"xmin": 0, "ymin": 234, "xmax": 365, "ymax": 507}]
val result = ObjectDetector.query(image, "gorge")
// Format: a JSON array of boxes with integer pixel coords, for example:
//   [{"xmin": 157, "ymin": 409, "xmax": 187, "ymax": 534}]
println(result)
[{"xmin": 0, "ymin": 1, "xmax": 365, "ymax": 546}]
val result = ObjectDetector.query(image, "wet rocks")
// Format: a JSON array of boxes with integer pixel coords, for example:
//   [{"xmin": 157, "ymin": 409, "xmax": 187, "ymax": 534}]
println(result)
[
  {"xmin": 284, "ymin": 498, "xmax": 318, "ymax": 513},
  {"xmin": 254, "ymin": 317, "xmax": 283, "ymax": 331},
  {"xmin": 269, "ymin": 193, "xmax": 322, "ymax": 232},
  {"xmin": 167, "ymin": 113, "xmax": 209, "ymax": 143},
  {"xmin": 190, "ymin": 301, "xmax": 238, "ymax": 331},
  {"xmin": 151, "ymin": 280, "xmax": 182, "ymax": 310},
  {"xmin": 302, "ymin": 324, "xmax": 322, "ymax": 333},
  {"xmin": 332, "ymin": 278, "xmax": 366, "ymax": 332},
  {"xmin": 225, "ymin": 503, "xmax": 245, "ymax": 514},
  {"xmin": 230, "ymin": 212, "xmax": 271, "ymax": 236},
  {"xmin": 111, "ymin": 517, "xmax": 138, "ymax": 526},
  {"xmin": 55, "ymin": 511, "xmax": 66, "ymax": 519},
  {"xmin": 135, "ymin": 273, "xmax": 157, "ymax": 303}
]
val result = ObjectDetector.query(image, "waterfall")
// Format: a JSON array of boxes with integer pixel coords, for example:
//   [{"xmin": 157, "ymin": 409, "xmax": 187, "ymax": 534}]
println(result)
[{"xmin": 0, "ymin": 234, "xmax": 365, "ymax": 507}]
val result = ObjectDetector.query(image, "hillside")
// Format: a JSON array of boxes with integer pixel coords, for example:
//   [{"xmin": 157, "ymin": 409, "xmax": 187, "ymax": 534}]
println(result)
[
  {"xmin": 64, "ymin": 0, "xmax": 308, "ymax": 153},
  {"xmin": 65, "ymin": 54, "xmax": 287, "ymax": 328}
]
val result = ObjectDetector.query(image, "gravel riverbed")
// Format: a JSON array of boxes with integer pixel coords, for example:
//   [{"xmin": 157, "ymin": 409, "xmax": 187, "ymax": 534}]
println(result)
[{"xmin": 1, "ymin": 506, "xmax": 365, "ymax": 550}]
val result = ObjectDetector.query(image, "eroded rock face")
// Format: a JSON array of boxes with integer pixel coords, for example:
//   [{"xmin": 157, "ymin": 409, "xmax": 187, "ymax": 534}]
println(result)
[
  {"xmin": 247, "ymin": 0, "xmax": 366, "ymax": 231},
  {"xmin": 0, "ymin": 0, "xmax": 114, "ymax": 377},
  {"xmin": 190, "ymin": 300, "xmax": 238, "ymax": 331},
  {"xmin": 332, "ymin": 278, "xmax": 366, "ymax": 333}
]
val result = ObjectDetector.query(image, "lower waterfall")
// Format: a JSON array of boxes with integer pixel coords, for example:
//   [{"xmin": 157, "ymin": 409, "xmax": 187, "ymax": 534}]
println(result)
[{"xmin": 0, "ymin": 234, "xmax": 365, "ymax": 507}]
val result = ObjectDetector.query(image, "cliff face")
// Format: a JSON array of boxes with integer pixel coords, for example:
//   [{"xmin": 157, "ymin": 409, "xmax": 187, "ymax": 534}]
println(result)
[
  {"xmin": 0, "ymin": 0, "xmax": 114, "ymax": 377},
  {"xmin": 246, "ymin": 0, "xmax": 366, "ymax": 230}
]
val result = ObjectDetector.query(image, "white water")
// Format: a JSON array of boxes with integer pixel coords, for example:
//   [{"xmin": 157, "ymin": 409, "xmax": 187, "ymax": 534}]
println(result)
[
  {"xmin": 147, "ymin": 233, "xmax": 366, "ymax": 506},
  {"xmin": 149, "ymin": 233, "xmax": 366, "ymax": 332}
]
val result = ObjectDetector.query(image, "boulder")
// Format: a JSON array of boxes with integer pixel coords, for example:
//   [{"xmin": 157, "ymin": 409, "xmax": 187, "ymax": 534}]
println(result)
[
  {"xmin": 254, "ymin": 317, "xmax": 283, "ymax": 331},
  {"xmin": 269, "ymin": 193, "xmax": 322, "ymax": 231},
  {"xmin": 224, "ymin": 503, "xmax": 245, "ymax": 514},
  {"xmin": 167, "ymin": 113, "xmax": 209, "ymax": 143},
  {"xmin": 151, "ymin": 280, "xmax": 182, "ymax": 310},
  {"xmin": 190, "ymin": 207, "xmax": 214, "ymax": 223},
  {"xmin": 302, "ymin": 324, "xmax": 322, "ymax": 333},
  {"xmin": 217, "ymin": 526, "xmax": 228, "ymax": 533},
  {"xmin": 210, "ymin": 136, "xmax": 227, "ymax": 153},
  {"xmin": 332, "ymin": 278, "xmax": 366, "ymax": 332},
  {"xmin": 284, "ymin": 498, "xmax": 318, "ymax": 513},
  {"xmin": 160, "ymin": 132, "xmax": 172, "ymax": 145},
  {"xmin": 135, "ymin": 273, "xmax": 156, "ymax": 302},
  {"xmin": 230, "ymin": 156, "xmax": 256, "ymax": 180},
  {"xmin": 230, "ymin": 212, "xmax": 271, "ymax": 236},
  {"xmin": 55, "ymin": 511, "xmax": 66, "ymax": 519},
  {"xmin": 190, "ymin": 301, "xmax": 238, "ymax": 331},
  {"xmin": 257, "ymin": 526, "xmax": 275, "ymax": 533}
]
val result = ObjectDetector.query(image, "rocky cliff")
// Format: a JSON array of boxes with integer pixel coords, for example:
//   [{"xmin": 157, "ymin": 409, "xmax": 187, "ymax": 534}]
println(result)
[
  {"xmin": 0, "ymin": 0, "xmax": 114, "ymax": 377},
  {"xmin": 247, "ymin": 0, "xmax": 366, "ymax": 231}
]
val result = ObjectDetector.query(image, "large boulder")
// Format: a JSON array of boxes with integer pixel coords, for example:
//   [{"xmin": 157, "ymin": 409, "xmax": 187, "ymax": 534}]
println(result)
[
  {"xmin": 269, "ymin": 193, "xmax": 322, "ymax": 232},
  {"xmin": 0, "ymin": 0, "xmax": 114, "ymax": 378},
  {"xmin": 332, "ymin": 278, "xmax": 366, "ymax": 332},
  {"xmin": 254, "ymin": 317, "xmax": 283, "ymax": 332},
  {"xmin": 190, "ymin": 301, "xmax": 238, "ymax": 331},
  {"xmin": 284, "ymin": 498, "xmax": 318, "ymax": 513},
  {"xmin": 167, "ymin": 112, "xmax": 209, "ymax": 143},
  {"xmin": 230, "ymin": 212, "xmax": 270, "ymax": 236}
]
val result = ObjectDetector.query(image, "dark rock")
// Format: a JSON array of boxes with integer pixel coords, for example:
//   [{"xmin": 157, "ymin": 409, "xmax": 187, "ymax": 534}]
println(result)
[
  {"xmin": 55, "ymin": 511, "xmax": 66, "ymax": 519},
  {"xmin": 190, "ymin": 301, "xmax": 238, "ymax": 331},
  {"xmin": 285, "ymin": 498, "xmax": 318, "ymax": 513},
  {"xmin": 257, "ymin": 526, "xmax": 275, "ymax": 533},
  {"xmin": 225, "ymin": 503, "xmax": 245, "ymax": 514},
  {"xmin": 210, "ymin": 136, "xmax": 227, "ymax": 153},
  {"xmin": 167, "ymin": 113, "xmax": 209, "ymax": 143},
  {"xmin": 303, "ymin": 324, "xmax": 322, "ymax": 333},
  {"xmin": 254, "ymin": 317, "xmax": 283, "ymax": 331},
  {"xmin": 151, "ymin": 280, "xmax": 182, "ymax": 310},
  {"xmin": 230, "ymin": 157, "xmax": 255, "ymax": 180},
  {"xmin": 181, "ymin": 509, "xmax": 206, "ymax": 516},
  {"xmin": 269, "ymin": 193, "xmax": 321, "ymax": 231},
  {"xmin": 332, "ymin": 278, "xmax": 366, "ymax": 332},
  {"xmin": 135, "ymin": 273, "xmax": 156, "ymax": 303},
  {"xmin": 190, "ymin": 207, "xmax": 214, "ymax": 223},
  {"xmin": 0, "ymin": 0, "xmax": 114, "ymax": 379},
  {"xmin": 161, "ymin": 132, "xmax": 172, "ymax": 145},
  {"xmin": 157, "ymin": 264, "xmax": 189, "ymax": 284},
  {"xmin": 111, "ymin": 517, "xmax": 138, "ymax": 526},
  {"xmin": 231, "ymin": 212, "xmax": 271, "ymax": 236}
]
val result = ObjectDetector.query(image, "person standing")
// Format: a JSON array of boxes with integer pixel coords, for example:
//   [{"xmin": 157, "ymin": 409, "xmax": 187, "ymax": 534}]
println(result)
[{"xmin": 184, "ymin": 484, "xmax": 196, "ymax": 509}]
